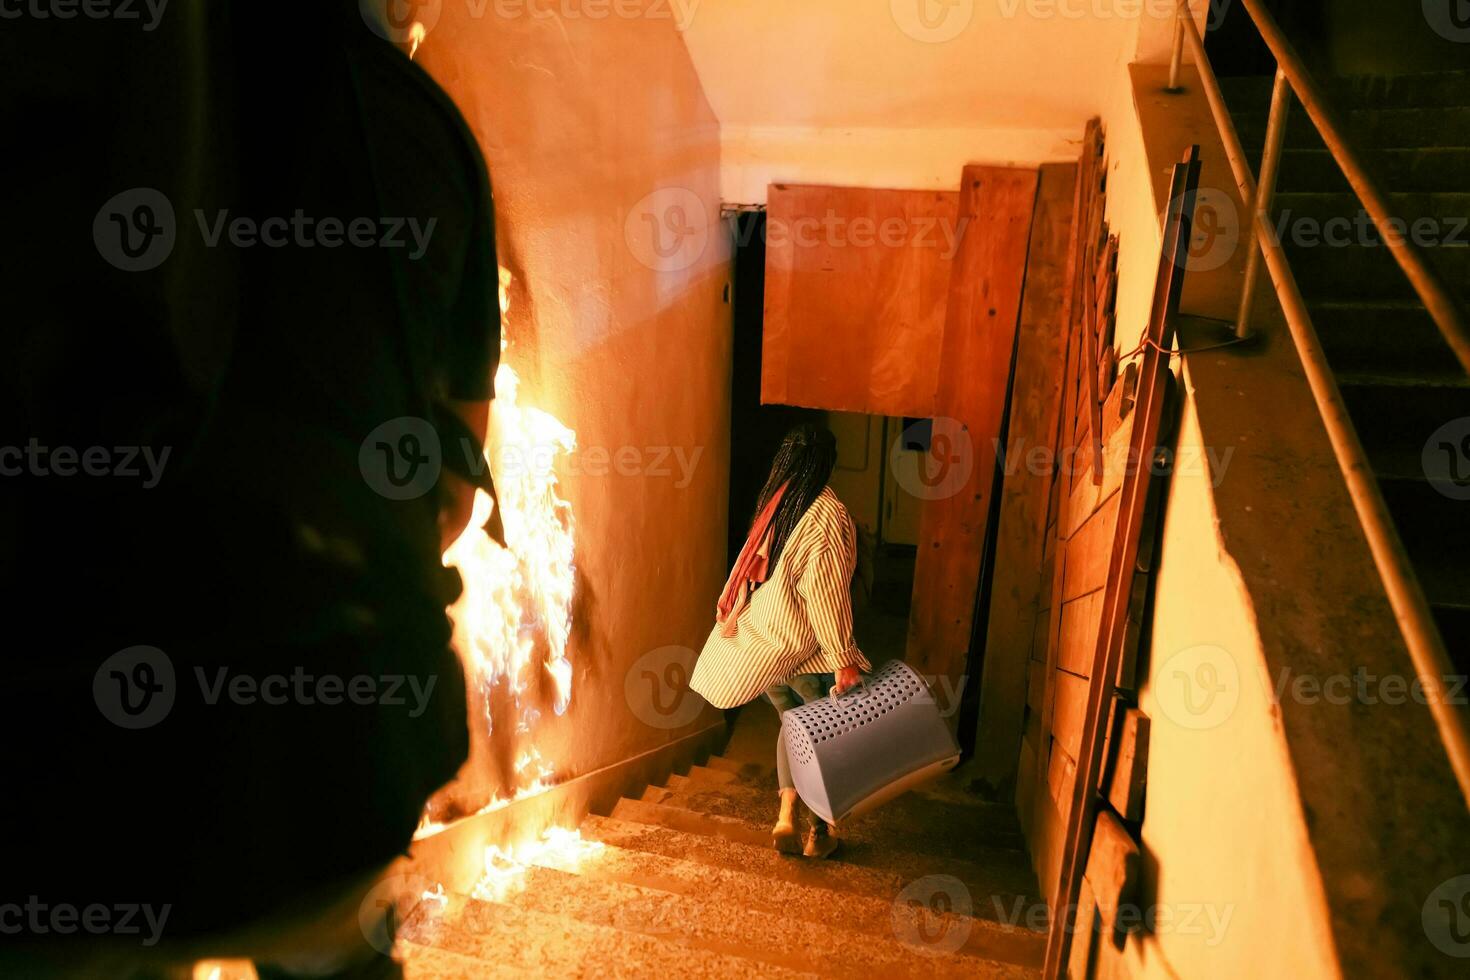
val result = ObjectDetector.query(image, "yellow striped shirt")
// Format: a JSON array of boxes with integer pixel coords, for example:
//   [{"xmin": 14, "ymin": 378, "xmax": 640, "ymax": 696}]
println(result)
[{"xmin": 690, "ymin": 487, "xmax": 873, "ymax": 709}]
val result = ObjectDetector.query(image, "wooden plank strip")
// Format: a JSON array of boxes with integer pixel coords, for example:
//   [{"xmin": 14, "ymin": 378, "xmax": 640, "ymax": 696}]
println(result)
[
  {"xmin": 1051, "ymin": 670, "xmax": 1090, "ymax": 761},
  {"xmin": 1057, "ymin": 590, "xmax": 1106, "ymax": 678},
  {"xmin": 906, "ymin": 167, "xmax": 1040, "ymax": 701},
  {"xmin": 1043, "ymin": 146, "xmax": 1202, "ymax": 978},
  {"xmin": 1060, "ymin": 492, "xmax": 1122, "ymax": 605},
  {"xmin": 1064, "ymin": 374, "xmax": 1138, "ymax": 538},
  {"xmin": 1028, "ymin": 657, "xmax": 1048, "ymax": 712},
  {"xmin": 1068, "ymin": 876, "xmax": 1099, "ymax": 980},
  {"xmin": 1104, "ymin": 708, "xmax": 1150, "ymax": 823},
  {"xmin": 973, "ymin": 161, "xmax": 1079, "ymax": 793},
  {"xmin": 1047, "ymin": 737, "xmax": 1077, "ymax": 813},
  {"xmin": 1034, "ymin": 125, "xmax": 1100, "ymax": 888},
  {"xmin": 1083, "ymin": 809, "xmax": 1141, "ymax": 939}
]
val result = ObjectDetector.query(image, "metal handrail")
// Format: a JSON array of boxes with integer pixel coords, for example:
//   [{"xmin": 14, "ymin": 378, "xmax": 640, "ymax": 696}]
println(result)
[{"xmin": 1169, "ymin": 1, "xmax": 1470, "ymax": 809}]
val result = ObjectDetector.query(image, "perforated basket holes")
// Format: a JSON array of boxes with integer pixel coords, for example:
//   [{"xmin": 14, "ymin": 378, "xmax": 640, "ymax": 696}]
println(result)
[{"xmin": 799, "ymin": 663, "xmax": 927, "ymax": 744}]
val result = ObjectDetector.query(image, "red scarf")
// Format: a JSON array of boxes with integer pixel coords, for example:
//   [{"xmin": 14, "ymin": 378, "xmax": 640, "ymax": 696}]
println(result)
[{"xmin": 716, "ymin": 483, "xmax": 788, "ymax": 637}]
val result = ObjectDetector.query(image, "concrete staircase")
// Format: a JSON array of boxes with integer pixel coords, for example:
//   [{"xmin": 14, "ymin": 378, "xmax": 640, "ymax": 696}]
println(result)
[
  {"xmin": 1225, "ymin": 69, "xmax": 1470, "ymax": 672},
  {"xmin": 394, "ymin": 755, "xmax": 1046, "ymax": 978}
]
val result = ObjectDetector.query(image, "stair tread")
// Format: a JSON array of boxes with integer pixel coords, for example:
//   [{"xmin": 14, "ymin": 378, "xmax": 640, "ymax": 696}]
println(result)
[
  {"xmin": 1273, "ymin": 147, "xmax": 1470, "ymax": 194},
  {"xmin": 610, "ymin": 797, "xmax": 1040, "ymax": 915},
  {"xmin": 644, "ymin": 782, "xmax": 1028, "ymax": 860},
  {"xmin": 534, "ymin": 821, "xmax": 1047, "ymax": 967},
  {"xmin": 1220, "ymin": 70, "xmax": 1470, "ymax": 109},
  {"xmin": 399, "ymin": 891, "xmax": 817, "ymax": 978},
  {"xmin": 587, "ymin": 813, "xmax": 1046, "ymax": 926},
  {"xmin": 500, "ymin": 864, "xmax": 1039, "ymax": 978}
]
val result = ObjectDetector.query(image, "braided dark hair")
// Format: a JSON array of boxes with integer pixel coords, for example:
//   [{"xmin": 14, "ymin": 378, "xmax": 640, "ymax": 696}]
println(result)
[{"xmin": 752, "ymin": 424, "xmax": 838, "ymax": 571}]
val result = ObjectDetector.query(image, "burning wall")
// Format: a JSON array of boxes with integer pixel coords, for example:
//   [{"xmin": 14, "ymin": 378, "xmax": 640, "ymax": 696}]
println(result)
[{"xmin": 407, "ymin": 6, "xmax": 731, "ymax": 832}]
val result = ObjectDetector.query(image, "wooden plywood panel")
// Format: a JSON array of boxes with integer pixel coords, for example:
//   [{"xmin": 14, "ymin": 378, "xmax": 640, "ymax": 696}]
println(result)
[
  {"xmin": 1058, "ymin": 590, "xmax": 1105, "ymax": 678},
  {"xmin": 1047, "ymin": 736, "xmax": 1077, "ymax": 812},
  {"xmin": 1064, "ymin": 385, "xmax": 1138, "ymax": 539},
  {"xmin": 1061, "ymin": 491, "xmax": 1121, "ymax": 605},
  {"xmin": 1027, "ymin": 657, "xmax": 1048, "ymax": 712},
  {"xmin": 1052, "ymin": 669, "xmax": 1089, "ymax": 761},
  {"xmin": 906, "ymin": 166, "xmax": 1039, "ymax": 694},
  {"xmin": 762, "ymin": 184, "xmax": 960, "ymax": 416},
  {"xmin": 973, "ymin": 161, "xmax": 1078, "ymax": 794}
]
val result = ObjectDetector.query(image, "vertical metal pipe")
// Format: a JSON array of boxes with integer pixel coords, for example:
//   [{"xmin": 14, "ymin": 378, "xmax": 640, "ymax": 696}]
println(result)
[
  {"xmin": 1235, "ymin": 67, "xmax": 1292, "ymax": 339},
  {"xmin": 1167, "ymin": 3, "xmax": 1186, "ymax": 91}
]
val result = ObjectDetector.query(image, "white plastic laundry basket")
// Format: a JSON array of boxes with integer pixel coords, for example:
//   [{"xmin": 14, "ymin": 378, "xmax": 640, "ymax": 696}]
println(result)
[{"xmin": 782, "ymin": 660, "xmax": 961, "ymax": 824}]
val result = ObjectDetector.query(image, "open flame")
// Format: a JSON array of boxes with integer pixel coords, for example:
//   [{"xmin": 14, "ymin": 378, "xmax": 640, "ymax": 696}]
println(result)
[
  {"xmin": 418, "ymin": 267, "xmax": 577, "ymax": 838},
  {"xmin": 473, "ymin": 827, "xmax": 605, "ymax": 903}
]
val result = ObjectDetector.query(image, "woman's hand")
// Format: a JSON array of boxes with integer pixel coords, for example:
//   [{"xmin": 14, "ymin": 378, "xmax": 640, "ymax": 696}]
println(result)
[{"xmin": 834, "ymin": 666, "xmax": 861, "ymax": 694}]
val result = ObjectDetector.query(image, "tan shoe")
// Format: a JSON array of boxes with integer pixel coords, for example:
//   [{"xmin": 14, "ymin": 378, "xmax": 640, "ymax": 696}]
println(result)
[
  {"xmin": 803, "ymin": 821, "xmax": 839, "ymax": 859},
  {"xmin": 772, "ymin": 817, "xmax": 801, "ymax": 854},
  {"xmin": 773, "ymin": 789, "xmax": 801, "ymax": 854}
]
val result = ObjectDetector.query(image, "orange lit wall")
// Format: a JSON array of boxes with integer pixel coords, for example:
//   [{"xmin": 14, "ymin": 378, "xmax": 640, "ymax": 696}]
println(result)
[{"xmin": 414, "ymin": 8, "xmax": 731, "ymax": 818}]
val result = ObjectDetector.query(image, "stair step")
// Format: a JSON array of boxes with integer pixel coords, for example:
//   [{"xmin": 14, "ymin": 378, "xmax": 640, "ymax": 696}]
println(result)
[
  {"xmin": 501, "ymin": 864, "xmax": 1037, "ymax": 978},
  {"xmin": 1273, "ymin": 191, "xmax": 1470, "ymax": 225},
  {"xmin": 642, "ymin": 782, "xmax": 1029, "ymax": 858},
  {"xmin": 702, "ymin": 755, "xmax": 773, "ymax": 780},
  {"xmin": 398, "ymin": 890, "xmax": 815, "ymax": 978},
  {"xmin": 1377, "ymin": 478, "xmax": 1470, "ymax": 607},
  {"xmin": 1310, "ymin": 302, "xmax": 1464, "ymax": 378},
  {"xmin": 586, "ymin": 814, "xmax": 1048, "ymax": 933},
  {"xmin": 400, "ymin": 939, "xmax": 525, "ymax": 980},
  {"xmin": 1340, "ymin": 378, "xmax": 1470, "ymax": 480},
  {"xmin": 538, "ymin": 821, "xmax": 1047, "ymax": 970},
  {"xmin": 1273, "ymin": 148, "xmax": 1470, "ymax": 195},
  {"xmin": 682, "ymin": 765, "xmax": 742, "ymax": 786},
  {"xmin": 1219, "ymin": 70, "xmax": 1470, "ymax": 111},
  {"xmin": 610, "ymin": 797, "xmax": 1038, "ymax": 917},
  {"xmin": 1234, "ymin": 106, "xmax": 1470, "ymax": 150},
  {"xmin": 1285, "ymin": 242, "xmax": 1470, "ymax": 305}
]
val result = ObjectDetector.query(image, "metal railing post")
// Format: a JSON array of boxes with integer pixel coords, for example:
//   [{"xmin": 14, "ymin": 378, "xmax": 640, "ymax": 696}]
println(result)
[
  {"xmin": 1167, "ymin": 5, "xmax": 1186, "ymax": 92},
  {"xmin": 1234, "ymin": 68, "xmax": 1291, "ymax": 340},
  {"xmin": 1164, "ymin": 0, "xmax": 1470, "ymax": 811}
]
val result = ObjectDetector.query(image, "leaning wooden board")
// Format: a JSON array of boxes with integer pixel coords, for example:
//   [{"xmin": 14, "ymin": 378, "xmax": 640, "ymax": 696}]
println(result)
[
  {"xmin": 973, "ymin": 161, "xmax": 1078, "ymax": 793},
  {"xmin": 1043, "ymin": 146, "xmax": 1203, "ymax": 979},
  {"xmin": 761, "ymin": 183, "xmax": 960, "ymax": 417},
  {"xmin": 905, "ymin": 166, "xmax": 1040, "ymax": 701}
]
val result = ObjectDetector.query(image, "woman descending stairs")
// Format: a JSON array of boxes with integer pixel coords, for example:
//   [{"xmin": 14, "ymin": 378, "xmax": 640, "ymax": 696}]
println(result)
[{"xmin": 393, "ymin": 752, "xmax": 1046, "ymax": 978}]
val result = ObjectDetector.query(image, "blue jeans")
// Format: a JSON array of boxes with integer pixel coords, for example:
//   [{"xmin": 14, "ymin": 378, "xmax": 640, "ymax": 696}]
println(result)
[{"xmin": 767, "ymin": 673, "xmax": 833, "ymax": 791}]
